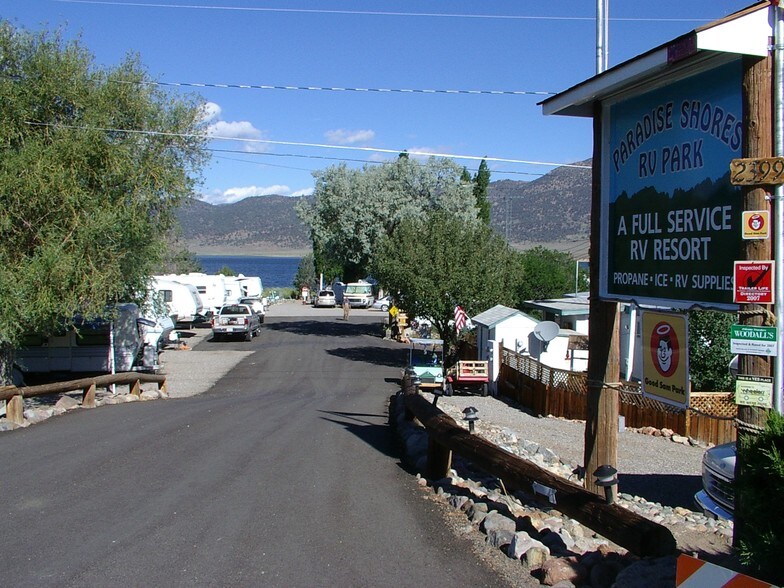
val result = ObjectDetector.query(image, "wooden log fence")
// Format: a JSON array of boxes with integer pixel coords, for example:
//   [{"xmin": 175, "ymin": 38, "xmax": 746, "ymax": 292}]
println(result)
[
  {"xmin": 402, "ymin": 389, "xmax": 676, "ymax": 558},
  {"xmin": 1, "ymin": 372, "xmax": 168, "ymax": 426}
]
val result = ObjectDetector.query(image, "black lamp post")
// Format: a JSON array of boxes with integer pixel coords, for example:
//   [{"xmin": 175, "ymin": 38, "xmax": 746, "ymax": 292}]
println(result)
[
  {"xmin": 462, "ymin": 406, "xmax": 479, "ymax": 433},
  {"xmin": 593, "ymin": 464, "xmax": 619, "ymax": 504}
]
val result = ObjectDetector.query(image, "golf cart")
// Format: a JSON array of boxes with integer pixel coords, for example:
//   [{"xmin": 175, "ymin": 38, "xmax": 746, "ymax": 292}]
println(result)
[{"xmin": 403, "ymin": 338, "xmax": 445, "ymax": 393}]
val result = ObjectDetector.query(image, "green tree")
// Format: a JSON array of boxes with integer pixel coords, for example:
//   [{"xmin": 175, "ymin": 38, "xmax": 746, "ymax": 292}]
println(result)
[
  {"xmin": 372, "ymin": 211, "xmax": 522, "ymax": 355},
  {"xmin": 737, "ymin": 410, "xmax": 784, "ymax": 584},
  {"xmin": 688, "ymin": 309, "xmax": 735, "ymax": 391},
  {"xmin": 218, "ymin": 266, "xmax": 236, "ymax": 277},
  {"xmin": 292, "ymin": 253, "xmax": 317, "ymax": 290},
  {"xmin": 0, "ymin": 22, "xmax": 207, "ymax": 383},
  {"xmin": 472, "ymin": 159, "xmax": 491, "ymax": 225},
  {"xmin": 514, "ymin": 246, "xmax": 583, "ymax": 303},
  {"xmin": 297, "ymin": 156, "xmax": 477, "ymax": 281}
]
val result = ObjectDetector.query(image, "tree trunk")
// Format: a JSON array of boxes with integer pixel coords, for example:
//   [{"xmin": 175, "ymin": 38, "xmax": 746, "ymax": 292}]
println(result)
[{"xmin": 0, "ymin": 341, "xmax": 15, "ymax": 386}]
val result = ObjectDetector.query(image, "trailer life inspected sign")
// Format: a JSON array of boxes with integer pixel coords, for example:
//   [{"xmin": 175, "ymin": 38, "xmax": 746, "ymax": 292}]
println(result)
[{"xmin": 733, "ymin": 261, "xmax": 774, "ymax": 304}]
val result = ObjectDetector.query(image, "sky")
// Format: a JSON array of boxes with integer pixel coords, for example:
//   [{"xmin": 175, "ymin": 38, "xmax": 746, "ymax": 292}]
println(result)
[{"xmin": 4, "ymin": 0, "xmax": 757, "ymax": 205}]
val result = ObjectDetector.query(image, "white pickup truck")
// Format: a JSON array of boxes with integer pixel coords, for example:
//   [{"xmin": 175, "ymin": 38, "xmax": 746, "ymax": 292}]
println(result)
[{"xmin": 211, "ymin": 303, "xmax": 261, "ymax": 341}]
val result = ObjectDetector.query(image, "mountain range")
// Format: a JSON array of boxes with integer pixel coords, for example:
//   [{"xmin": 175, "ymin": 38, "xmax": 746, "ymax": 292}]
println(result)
[{"xmin": 175, "ymin": 159, "xmax": 592, "ymax": 256}]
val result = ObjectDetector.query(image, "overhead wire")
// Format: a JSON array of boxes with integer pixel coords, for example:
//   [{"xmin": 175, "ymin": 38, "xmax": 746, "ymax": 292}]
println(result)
[
  {"xmin": 207, "ymin": 148, "xmax": 546, "ymax": 178},
  {"xmin": 55, "ymin": 1, "xmax": 721, "ymax": 24},
  {"xmin": 25, "ymin": 121, "xmax": 592, "ymax": 170},
  {"xmin": 124, "ymin": 79, "xmax": 555, "ymax": 97}
]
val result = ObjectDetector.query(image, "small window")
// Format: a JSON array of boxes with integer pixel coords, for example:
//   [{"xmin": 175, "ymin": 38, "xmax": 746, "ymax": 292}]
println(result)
[{"xmin": 160, "ymin": 290, "xmax": 173, "ymax": 303}]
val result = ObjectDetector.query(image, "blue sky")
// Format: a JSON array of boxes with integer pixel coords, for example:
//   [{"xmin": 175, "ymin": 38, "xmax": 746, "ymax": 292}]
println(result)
[{"xmin": 6, "ymin": 0, "xmax": 753, "ymax": 204}]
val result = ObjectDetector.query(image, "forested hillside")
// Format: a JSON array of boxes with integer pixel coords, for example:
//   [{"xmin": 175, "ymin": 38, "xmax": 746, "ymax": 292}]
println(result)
[{"xmin": 175, "ymin": 160, "xmax": 592, "ymax": 255}]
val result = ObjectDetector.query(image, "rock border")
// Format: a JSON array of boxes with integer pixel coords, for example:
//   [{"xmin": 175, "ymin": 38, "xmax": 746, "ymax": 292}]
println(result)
[{"xmin": 391, "ymin": 393, "xmax": 732, "ymax": 587}]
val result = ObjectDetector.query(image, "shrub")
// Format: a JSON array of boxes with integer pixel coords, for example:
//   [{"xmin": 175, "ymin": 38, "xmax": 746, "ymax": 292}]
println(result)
[{"xmin": 737, "ymin": 411, "xmax": 784, "ymax": 583}]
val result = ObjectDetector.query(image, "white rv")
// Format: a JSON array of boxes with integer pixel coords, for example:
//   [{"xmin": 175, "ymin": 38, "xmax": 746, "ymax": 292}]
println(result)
[
  {"xmin": 150, "ymin": 277, "xmax": 204, "ymax": 324},
  {"xmin": 15, "ymin": 303, "xmax": 169, "ymax": 374},
  {"xmin": 159, "ymin": 273, "xmax": 226, "ymax": 316},
  {"xmin": 236, "ymin": 275, "xmax": 263, "ymax": 298},
  {"xmin": 221, "ymin": 276, "xmax": 244, "ymax": 306},
  {"xmin": 343, "ymin": 280, "xmax": 375, "ymax": 308}
]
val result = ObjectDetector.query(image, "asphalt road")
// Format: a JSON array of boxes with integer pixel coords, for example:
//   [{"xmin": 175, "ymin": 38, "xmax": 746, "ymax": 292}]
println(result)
[{"xmin": 0, "ymin": 309, "xmax": 520, "ymax": 587}]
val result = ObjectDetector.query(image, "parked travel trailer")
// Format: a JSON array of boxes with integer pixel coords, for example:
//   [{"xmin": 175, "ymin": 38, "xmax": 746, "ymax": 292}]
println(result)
[
  {"xmin": 150, "ymin": 277, "xmax": 204, "ymax": 324},
  {"xmin": 221, "ymin": 277, "xmax": 244, "ymax": 306},
  {"xmin": 236, "ymin": 275, "xmax": 263, "ymax": 298},
  {"xmin": 15, "ymin": 303, "xmax": 169, "ymax": 375},
  {"xmin": 158, "ymin": 273, "xmax": 226, "ymax": 316}
]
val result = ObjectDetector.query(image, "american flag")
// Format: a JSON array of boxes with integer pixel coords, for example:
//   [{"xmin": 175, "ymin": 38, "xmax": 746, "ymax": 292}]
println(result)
[{"xmin": 454, "ymin": 305, "xmax": 468, "ymax": 332}]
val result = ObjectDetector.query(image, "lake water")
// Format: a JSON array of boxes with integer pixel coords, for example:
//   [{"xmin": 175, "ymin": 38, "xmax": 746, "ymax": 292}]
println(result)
[{"xmin": 196, "ymin": 255, "xmax": 302, "ymax": 289}]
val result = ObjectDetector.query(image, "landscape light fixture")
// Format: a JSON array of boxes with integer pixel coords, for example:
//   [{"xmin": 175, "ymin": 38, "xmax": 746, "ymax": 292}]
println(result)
[
  {"xmin": 462, "ymin": 406, "xmax": 479, "ymax": 433},
  {"xmin": 432, "ymin": 385, "xmax": 443, "ymax": 406},
  {"xmin": 593, "ymin": 464, "xmax": 619, "ymax": 505}
]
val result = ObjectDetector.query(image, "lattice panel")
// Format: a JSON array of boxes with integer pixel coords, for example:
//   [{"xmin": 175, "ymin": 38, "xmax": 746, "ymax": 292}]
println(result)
[{"xmin": 689, "ymin": 393, "xmax": 737, "ymax": 419}]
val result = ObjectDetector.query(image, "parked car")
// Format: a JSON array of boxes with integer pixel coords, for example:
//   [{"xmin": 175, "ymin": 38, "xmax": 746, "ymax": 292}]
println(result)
[
  {"xmin": 694, "ymin": 441, "xmax": 735, "ymax": 520},
  {"xmin": 211, "ymin": 303, "xmax": 261, "ymax": 341},
  {"xmin": 314, "ymin": 290, "xmax": 336, "ymax": 308},
  {"xmin": 239, "ymin": 297, "xmax": 266, "ymax": 323},
  {"xmin": 371, "ymin": 295, "xmax": 392, "ymax": 312}
]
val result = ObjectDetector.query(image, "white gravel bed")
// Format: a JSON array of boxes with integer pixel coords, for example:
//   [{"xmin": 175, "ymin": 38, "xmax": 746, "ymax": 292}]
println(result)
[
  {"xmin": 427, "ymin": 393, "xmax": 705, "ymax": 474},
  {"xmin": 157, "ymin": 327, "xmax": 253, "ymax": 398}
]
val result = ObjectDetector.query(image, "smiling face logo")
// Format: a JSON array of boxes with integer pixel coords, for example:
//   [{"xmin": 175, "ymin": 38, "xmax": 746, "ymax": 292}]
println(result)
[
  {"xmin": 650, "ymin": 321, "xmax": 679, "ymax": 377},
  {"xmin": 748, "ymin": 213, "xmax": 764, "ymax": 232}
]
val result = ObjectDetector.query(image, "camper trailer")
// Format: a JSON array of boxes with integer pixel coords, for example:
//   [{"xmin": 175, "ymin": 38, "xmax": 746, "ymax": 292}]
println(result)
[
  {"xmin": 159, "ymin": 273, "xmax": 225, "ymax": 316},
  {"xmin": 150, "ymin": 277, "xmax": 204, "ymax": 324},
  {"xmin": 236, "ymin": 275, "xmax": 263, "ymax": 298},
  {"xmin": 15, "ymin": 303, "xmax": 168, "ymax": 375}
]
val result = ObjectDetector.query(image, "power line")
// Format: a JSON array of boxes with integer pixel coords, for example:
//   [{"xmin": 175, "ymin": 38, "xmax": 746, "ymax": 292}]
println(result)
[
  {"xmin": 25, "ymin": 121, "xmax": 592, "ymax": 170},
  {"xmin": 55, "ymin": 1, "xmax": 720, "ymax": 23},
  {"xmin": 125, "ymin": 78, "xmax": 555, "ymax": 97},
  {"xmin": 208, "ymin": 148, "xmax": 545, "ymax": 178}
]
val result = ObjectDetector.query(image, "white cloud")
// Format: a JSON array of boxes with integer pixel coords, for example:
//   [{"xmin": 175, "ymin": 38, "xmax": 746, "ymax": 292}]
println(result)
[
  {"xmin": 201, "ymin": 104, "xmax": 270, "ymax": 153},
  {"xmin": 324, "ymin": 128, "xmax": 375, "ymax": 145},
  {"xmin": 200, "ymin": 101, "xmax": 221, "ymax": 123},
  {"xmin": 404, "ymin": 145, "xmax": 453, "ymax": 162},
  {"xmin": 199, "ymin": 184, "xmax": 291, "ymax": 205},
  {"xmin": 291, "ymin": 187, "xmax": 314, "ymax": 197}
]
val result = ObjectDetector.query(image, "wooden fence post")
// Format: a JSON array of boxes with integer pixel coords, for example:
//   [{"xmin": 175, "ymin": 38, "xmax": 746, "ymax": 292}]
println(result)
[
  {"xmin": 7, "ymin": 394, "xmax": 24, "ymax": 425},
  {"xmin": 82, "ymin": 383, "xmax": 96, "ymax": 408}
]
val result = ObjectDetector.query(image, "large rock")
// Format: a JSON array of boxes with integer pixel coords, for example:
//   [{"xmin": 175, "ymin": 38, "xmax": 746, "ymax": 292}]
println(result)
[
  {"xmin": 23, "ymin": 407, "xmax": 55, "ymax": 424},
  {"xmin": 55, "ymin": 395, "xmax": 80, "ymax": 410},
  {"xmin": 140, "ymin": 389, "xmax": 161, "ymax": 401},
  {"xmin": 540, "ymin": 557, "xmax": 587, "ymax": 586},
  {"xmin": 480, "ymin": 511, "xmax": 517, "ymax": 535},
  {"xmin": 508, "ymin": 531, "xmax": 551, "ymax": 561},
  {"xmin": 525, "ymin": 546, "xmax": 550, "ymax": 569},
  {"xmin": 467, "ymin": 502, "xmax": 489, "ymax": 524},
  {"xmin": 486, "ymin": 528, "xmax": 515, "ymax": 549}
]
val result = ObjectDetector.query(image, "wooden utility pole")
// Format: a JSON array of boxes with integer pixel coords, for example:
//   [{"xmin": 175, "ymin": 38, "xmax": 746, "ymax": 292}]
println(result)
[
  {"xmin": 584, "ymin": 105, "xmax": 620, "ymax": 496},
  {"xmin": 734, "ymin": 54, "xmax": 774, "ymax": 546}
]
